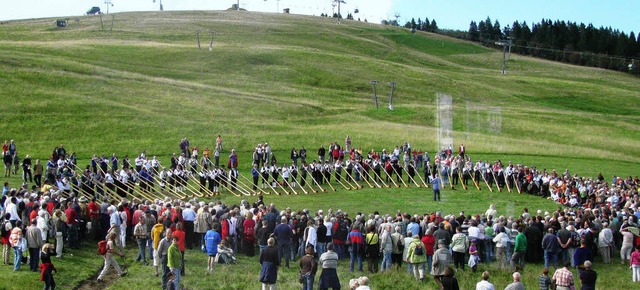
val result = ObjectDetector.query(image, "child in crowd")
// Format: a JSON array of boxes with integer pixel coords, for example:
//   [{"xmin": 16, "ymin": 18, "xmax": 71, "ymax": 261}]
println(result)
[
  {"xmin": 539, "ymin": 268, "xmax": 551, "ymax": 290},
  {"xmin": 468, "ymin": 239, "xmax": 479, "ymax": 272}
]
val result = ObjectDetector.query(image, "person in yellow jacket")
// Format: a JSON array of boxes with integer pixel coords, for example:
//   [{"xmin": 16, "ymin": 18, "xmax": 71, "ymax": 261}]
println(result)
[
  {"xmin": 406, "ymin": 235, "xmax": 427, "ymax": 281},
  {"xmin": 151, "ymin": 218, "xmax": 165, "ymax": 276}
]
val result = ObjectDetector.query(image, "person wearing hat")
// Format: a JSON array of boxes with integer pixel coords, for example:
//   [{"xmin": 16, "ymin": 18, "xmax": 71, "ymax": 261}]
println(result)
[{"xmin": 431, "ymin": 239, "xmax": 452, "ymax": 289}]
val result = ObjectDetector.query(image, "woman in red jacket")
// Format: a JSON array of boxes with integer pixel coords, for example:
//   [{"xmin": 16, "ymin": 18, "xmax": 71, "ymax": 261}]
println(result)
[{"xmin": 421, "ymin": 227, "xmax": 436, "ymax": 274}]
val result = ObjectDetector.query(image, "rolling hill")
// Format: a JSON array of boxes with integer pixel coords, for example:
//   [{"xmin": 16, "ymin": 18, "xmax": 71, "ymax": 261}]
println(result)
[{"xmin": 1, "ymin": 10, "xmax": 638, "ymax": 174}]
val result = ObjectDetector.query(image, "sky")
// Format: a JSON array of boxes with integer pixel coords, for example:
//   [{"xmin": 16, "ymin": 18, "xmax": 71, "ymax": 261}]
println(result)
[{"xmin": 1, "ymin": 0, "xmax": 638, "ymax": 34}]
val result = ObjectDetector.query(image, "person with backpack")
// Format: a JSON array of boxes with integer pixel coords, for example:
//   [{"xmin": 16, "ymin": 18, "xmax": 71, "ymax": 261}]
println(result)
[
  {"xmin": 332, "ymin": 215, "xmax": 349, "ymax": 259},
  {"xmin": 407, "ymin": 234, "xmax": 427, "ymax": 281},
  {"xmin": 97, "ymin": 232, "xmax": 127, "ymax": 282}
]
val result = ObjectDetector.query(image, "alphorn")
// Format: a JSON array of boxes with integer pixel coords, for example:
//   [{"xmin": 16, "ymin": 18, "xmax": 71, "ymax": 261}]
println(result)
[
  {"xmin": 344, "ymin": 169, "xmax": 362, "ymax": 189},
  {"xmin": 480, "ymin": 169, "xmax": 494, "ymax": 192},
  {"xmin": 503, "ymin": 170, "xmax": 512, "ymax": 193},
  {"xmin": 321, "ymin": 171, "xmax": 337, "ymax": 192},
  {"xmin": 392, "ymin": 165, "xmax": 409, "ymax": 188},
  {"xmin": 402, "ymin": 165, "xmax": 421, "ymax": 187},
  {"xmin": 382, "ymin": 166, "xmax": 400, "ymax": 188},
  {"xmin": 361, "ymin": 169, "xmax": 382, "ymax": 188}
]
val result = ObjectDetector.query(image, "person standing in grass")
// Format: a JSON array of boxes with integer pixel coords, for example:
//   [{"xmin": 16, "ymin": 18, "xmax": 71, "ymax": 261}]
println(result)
[
  {"xmin": 318, "ymin": 243, "xmax": 340, "ymax": 290},
  {"xmin": 476, "ymin": 271, "xmax": 495, "ymax": 290},
  {"xmin": 406, "ymin": 234, "xmax": 427, "ymax": 281},
  {"xmin": 40, "ymin": 243, "xmax": 57, "ymax": 290},
  {"xmin": 299, "ymin": 245, "xmax": 318, "ymax": 290},
  {"xmin": 151, "ymin": 218, "xmax": 164, "ymax": 276},
  {"xmin": 9, "ymin": 220, "xmax": 23, "ymax": 271},
  {"xmin": 510, "ymin": 227, "xmax": 527, "ymax": 272},
  {"xmin": 134, "ymin": 216, "xmax": 149, "ymax": 265},
  {"xmin": 364, "ymin": 225, "xmax": 380, "ymax": 274},
  {"xmin": 631, "ymin": 246, "xmax": 640, "ymax": 282},
  {"xmin": 167, "ymin": 236, "xmax": 181, "ymax": 290},
  {"xmin": 431, "ymin": 239, "xmax": 452, "ymax": 289},
  {"xmin": 431, "ymin": 174, "xmax": 441, "ymax": 201},
  {"xmin": 157, "ymin": 228, "xmax": 172, "ymax": 290},
  {"xmin": 551, "ymin": 262, "xmax": 575, "ymax": 290},
  {"xmin": 259, "ymin": 237, "xmax": 280, "ymax": 290},
  {"xmin": 504, "ymin": 272, "xmax": 525, "ymax": 290},
  {"xmin": 205, "ymin": 224, "xmax": 221, "ymax": 272},
  {"xmin": 97, "ymin": 232, "xmax": 127, "ymax": 282},
  {"xmin": 539, "ymin": 268, "xmax": 551, "ymax": 290},
  {"xmin": 172, "ymin": 222, "xmax": 186, "ymax": 276},
  {"xmin": 451, "ymin": 227, "xmax": 468, "ymax": 270},
  {"xmin": 578, "ymin": 260, "xmax": 596, "ymax": 290}
]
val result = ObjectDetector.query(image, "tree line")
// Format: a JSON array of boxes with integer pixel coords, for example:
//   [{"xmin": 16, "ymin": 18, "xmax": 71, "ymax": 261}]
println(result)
[{"xmin": 394, "ymin": 16, "xmax": 640, "ymax": 74}]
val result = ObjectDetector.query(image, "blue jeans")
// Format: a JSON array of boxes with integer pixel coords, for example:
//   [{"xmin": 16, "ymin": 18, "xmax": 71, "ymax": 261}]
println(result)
[
  {"xmin": 423, "ymin": 255, "xmax": 433, "ymax": 274},
  {"xmin": 381, "ymin": 251, "xmax": 392, "ymax": 271},
  {"xmin": 147, "ymin": 238, "xmax": 154, "ymax": 259},
  {"xmin": 544, "ymin": 250, "xmax": 558, "ymax": 269},
  {"xmin": 137, "ymin": 239, "xmax": 147, "ymax": 263},
  {"xmin": 302, "ymin": 273, "xmax": 315, "ymax": 290},
  {"xmin": 277, "ymin": 244, "xmax": 291, "ymax": 268},
  {"xmin": 484, "ymin": 238, "xmax": 494, "ymax": 262},
  {"xmin": 335, "ymin": 243, "xmax": 346, "ymax": 259},
  {"xmin": 13, "ymin": 247, "xmax": 22, "ymax": 270},
  {"xmin": 349, "ymin": 250, "xmax": 363, "ymax": 272},
  {"xmin": 161, "ymin": 255, "xmax": 169, "ymax": 290},
  {"xmin": 316, "ymin": 242, "xmax": 326, "ymax": 257},
  {"xmin": 171, "ymin": 268, "xmax": 181, "ymax": 290}
]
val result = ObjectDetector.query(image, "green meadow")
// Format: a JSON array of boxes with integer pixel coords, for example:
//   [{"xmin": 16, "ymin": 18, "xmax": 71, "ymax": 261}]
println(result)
[{"xmin": 0, "ymin": 10, "xmax": 638, "ymax": 289}]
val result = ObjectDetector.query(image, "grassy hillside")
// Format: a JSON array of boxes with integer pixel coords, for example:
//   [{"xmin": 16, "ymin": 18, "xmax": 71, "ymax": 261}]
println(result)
[
  {"xmin": 0, "ymin": 11, "xmax": 638, "ymax": 290},
  {"xmin": 0, "ymin": 11, "xmax": 638, "ymax": 175}
]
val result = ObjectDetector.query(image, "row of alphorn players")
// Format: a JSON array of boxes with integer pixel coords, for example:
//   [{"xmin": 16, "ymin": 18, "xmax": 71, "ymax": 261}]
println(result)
[{"xmin": 47, "ymin": 153, "xmax": 531, "ymax": 203}]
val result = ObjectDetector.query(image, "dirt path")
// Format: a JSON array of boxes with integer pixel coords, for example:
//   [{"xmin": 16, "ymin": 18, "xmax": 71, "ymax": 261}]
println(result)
[{"xmin": 73, "ymin": 258, "xmax": 129, "ymax": 290}]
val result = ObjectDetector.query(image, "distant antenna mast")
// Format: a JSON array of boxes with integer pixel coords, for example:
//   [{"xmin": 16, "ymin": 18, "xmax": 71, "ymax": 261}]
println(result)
[{"xmin": 394, "ymin": 13, "xmax": 400, "ymax": 25}]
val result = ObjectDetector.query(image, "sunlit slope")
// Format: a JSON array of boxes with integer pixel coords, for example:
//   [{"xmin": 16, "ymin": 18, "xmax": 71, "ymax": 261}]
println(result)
[{"xmin": 0, "ymin": 11, "xmax": 638, "ymax": 166}]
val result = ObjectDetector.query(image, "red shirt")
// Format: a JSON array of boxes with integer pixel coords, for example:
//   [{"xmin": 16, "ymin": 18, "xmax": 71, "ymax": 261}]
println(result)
[
  {"xmin": 88, "ymin": 202, "xmax": 99, "ymax": 219},
  {"xmin": 173, "ymin": 230, "xmax": 186, "ymax": 252},
  {"xmin": 65, "ymin": 208, "xmax": 77, "ymax": 225},
  {"xmin": 29, "ymin": 210, "xmax": 38, "ymax": 223},
  {"xmin": 421, "ymin": 234, "xmax": 435, "ymax": 255}
]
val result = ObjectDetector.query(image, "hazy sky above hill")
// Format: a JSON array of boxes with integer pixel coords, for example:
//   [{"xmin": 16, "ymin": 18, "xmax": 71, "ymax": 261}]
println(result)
[{"xmin": 2, "ymin": 0, "xmax": 638, "ymax": 34}]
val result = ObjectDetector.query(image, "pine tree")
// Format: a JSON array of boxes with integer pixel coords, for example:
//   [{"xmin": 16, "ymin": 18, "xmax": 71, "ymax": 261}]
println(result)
[
  {"xmin": 468, "ymin": 21, "xmax": 479, "ymax": 41},
  {"xmin": 430, "ymin": 19, "xmax": 438, "ymax": 32}
]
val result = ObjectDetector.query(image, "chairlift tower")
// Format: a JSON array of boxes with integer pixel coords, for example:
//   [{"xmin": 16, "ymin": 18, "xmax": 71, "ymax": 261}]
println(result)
[
  {"xmin": 495, "ymin": 40, "xmax": 512, "ymax": 75},
  {"xmin": 152, "ymin": 0, "xmax": 163, "ymax": 11},
  {"xmin": 333, "ymin": 0, "xmax": 346, "ymax": 23},
  {"xmin": 104, "ymin": 1, "xmax": 113, "ymax": 14},
  {"xmin": 388, "ymin": 82, "xmax": 396, "ymax": 111},
  {"xmin": 370, "ymin": 80, "xmax": 379, "ymax": 109}
]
